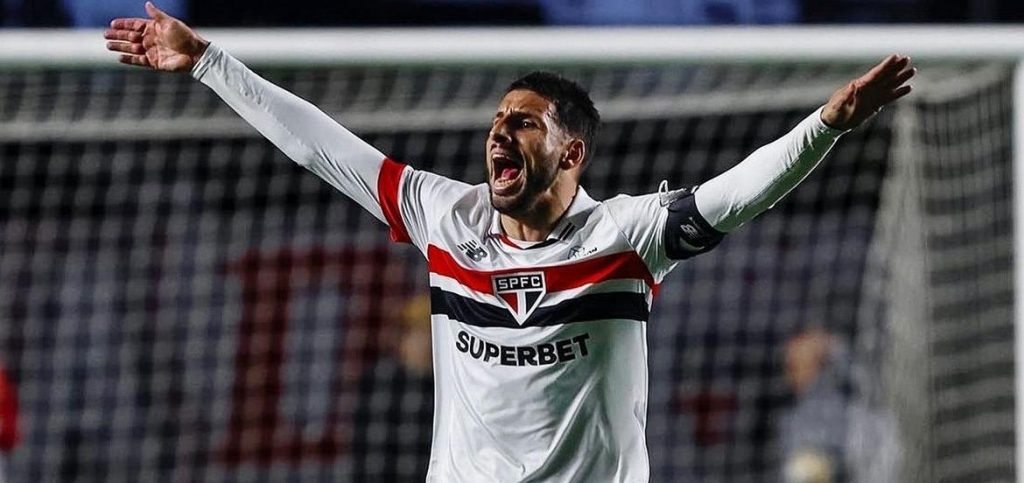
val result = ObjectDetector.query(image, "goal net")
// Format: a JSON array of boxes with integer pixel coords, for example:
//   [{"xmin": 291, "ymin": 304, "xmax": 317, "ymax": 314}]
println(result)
[{"xmin": 0, "ymin": 28, "xmax": 1016, "ymax": 482}]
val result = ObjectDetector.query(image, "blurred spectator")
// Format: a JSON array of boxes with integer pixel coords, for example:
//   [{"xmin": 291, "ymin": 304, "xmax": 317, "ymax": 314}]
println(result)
[
  {"xmin": 61, "ymin": 0, "xmax": 185, "ymax": 27},
  {"xmin": 350, "ymin": 294, "xmax": 434, "ymax": 483},
  {"xmin": 779, "ymin": 328, "xmax": 899, "ymax": 483},
  {"xmin": 0, "ymin": 363, "xmax": 19, "ymax": 483},
  {"xmin": 395, "ymin": 296, "xmax": 434, "ymax": 376}
]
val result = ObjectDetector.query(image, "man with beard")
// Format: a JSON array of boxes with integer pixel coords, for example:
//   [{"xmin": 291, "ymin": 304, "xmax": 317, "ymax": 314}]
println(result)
[{"xmin": 105, "ymin": 4, "xmax": 915, "ymax": 481}]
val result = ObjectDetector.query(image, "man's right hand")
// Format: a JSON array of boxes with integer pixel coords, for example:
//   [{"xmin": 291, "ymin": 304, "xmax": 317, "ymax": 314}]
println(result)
[{"xmin": 104, "ymin": 2, "xmax": 208, "ymax": 72}]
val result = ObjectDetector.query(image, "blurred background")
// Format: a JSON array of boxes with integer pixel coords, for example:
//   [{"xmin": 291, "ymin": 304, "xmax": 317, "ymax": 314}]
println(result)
[
  {"xmin": 1, "ymin": 0, "xmax": 1023, "ymax": 27},
  {"xmin": 0, "ymin": 2, "xmax": 1019, "ymax": 483}
]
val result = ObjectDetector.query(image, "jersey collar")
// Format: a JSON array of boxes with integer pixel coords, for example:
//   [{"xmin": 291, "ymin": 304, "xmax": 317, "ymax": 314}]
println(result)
[{"xmin": 487, "ymin": 187, "xmax": 598, "ymax": 249}]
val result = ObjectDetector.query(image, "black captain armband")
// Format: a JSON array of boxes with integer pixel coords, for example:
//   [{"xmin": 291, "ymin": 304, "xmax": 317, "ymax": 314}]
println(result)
[{"xmin": 662, "ymin": 190, "xmax": 725, "ymax": 260}]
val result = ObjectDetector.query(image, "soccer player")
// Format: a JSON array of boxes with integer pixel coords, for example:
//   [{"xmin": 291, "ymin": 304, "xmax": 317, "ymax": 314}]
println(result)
[{"xmin": 105, "ymin": 4, "xmax": 915, "ymax": 481}]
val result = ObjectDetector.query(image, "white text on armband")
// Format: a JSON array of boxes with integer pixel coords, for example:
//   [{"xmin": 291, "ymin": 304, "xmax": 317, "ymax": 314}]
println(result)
[{"xmin": 455, "ymin": 331, "xmax": 591, "ymax": 366}]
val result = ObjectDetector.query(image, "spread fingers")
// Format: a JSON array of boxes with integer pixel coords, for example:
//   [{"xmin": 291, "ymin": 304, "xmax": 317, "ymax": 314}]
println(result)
[
  {"xmin": 103, "ymin": 29, "xmax": 143, "ymax": 42},
  {"xmin": 118, "ymin": 54, "xmax": 151, "ymax": 67},
  {"xmin": 109, "ymin": 18, "xmax": 150, "ymax": 32},
  {"xmin": 106, "ymin": 41, "xmax": 146, "ymax": 55}
]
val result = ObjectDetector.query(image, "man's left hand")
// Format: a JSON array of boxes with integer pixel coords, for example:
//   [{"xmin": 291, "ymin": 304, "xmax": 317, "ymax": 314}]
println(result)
[{"xmin": 821, "ymin": 54, "xmax": 916, "ymax": 131}]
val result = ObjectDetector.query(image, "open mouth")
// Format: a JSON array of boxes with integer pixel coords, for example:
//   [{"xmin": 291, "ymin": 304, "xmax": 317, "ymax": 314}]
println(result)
[{"xmin": 491, "ymin": 152, "xmax": 524, "ymax": 193}]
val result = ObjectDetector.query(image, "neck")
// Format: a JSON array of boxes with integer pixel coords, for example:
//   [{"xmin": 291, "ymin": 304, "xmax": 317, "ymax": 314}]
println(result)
[{"xmin": 500, "ymin": 182, "xmax": 578, "ymax": 242}]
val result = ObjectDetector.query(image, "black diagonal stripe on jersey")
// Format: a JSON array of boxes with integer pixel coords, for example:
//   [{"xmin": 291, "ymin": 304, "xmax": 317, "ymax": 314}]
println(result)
[{"xmin": 430, "ymin": 287, "xmax": 649, "ymax": 328}]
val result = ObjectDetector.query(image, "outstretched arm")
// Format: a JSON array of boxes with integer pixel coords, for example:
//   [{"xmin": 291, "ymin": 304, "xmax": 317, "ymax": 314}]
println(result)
[
  {"xmin": 693, "ymin": 55, "xmax": 916, "ymax": 232},
  {"xmin": 104, "ymin": 2, "xmax": 392, "ymax": 222}
]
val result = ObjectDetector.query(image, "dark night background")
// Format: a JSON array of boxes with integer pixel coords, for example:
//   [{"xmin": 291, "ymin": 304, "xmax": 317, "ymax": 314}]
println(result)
[{"xmin": 2, "ymin": 0, "xmax": 1023, "ymax": 28}]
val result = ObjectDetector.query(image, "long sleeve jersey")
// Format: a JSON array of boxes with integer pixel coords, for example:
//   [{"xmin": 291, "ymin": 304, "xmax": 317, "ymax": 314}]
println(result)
[{"xmin": 193, "ymin": 44, "xmax": 845, "ymax": 482}]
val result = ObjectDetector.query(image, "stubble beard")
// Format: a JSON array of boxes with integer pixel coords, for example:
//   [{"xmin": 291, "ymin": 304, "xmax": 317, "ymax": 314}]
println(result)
[{"xmin": 489, "ymin": 161, "xmax": 559, "ymax": 218}]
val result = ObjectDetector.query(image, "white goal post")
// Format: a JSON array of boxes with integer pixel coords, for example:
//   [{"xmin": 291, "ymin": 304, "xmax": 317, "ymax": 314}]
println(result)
[
  {"xmin": 0, "ymin": 26, "xmax": 1021, "ymax": 483},
  {"xmin": 3, "ymin": 26, "xmax": 1024, "ymax": 65}
]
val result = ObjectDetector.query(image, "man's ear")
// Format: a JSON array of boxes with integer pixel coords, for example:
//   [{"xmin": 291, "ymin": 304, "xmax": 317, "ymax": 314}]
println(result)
[{"xmin": 561, "ymin": 139, "xmax": 586, "ymax": 171}]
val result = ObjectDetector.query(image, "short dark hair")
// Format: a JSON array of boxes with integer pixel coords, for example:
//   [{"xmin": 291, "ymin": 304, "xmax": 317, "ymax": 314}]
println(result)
[{"xmin": 506, "ymin": 71, "xmax": 601, "ymax": 162}]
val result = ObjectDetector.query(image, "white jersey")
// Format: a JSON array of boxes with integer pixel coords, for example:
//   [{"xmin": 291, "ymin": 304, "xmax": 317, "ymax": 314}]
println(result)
[
  {"xmin": 390, "ymin": 171, "xmax": 678, "ymax": 481},
  {"xmin": 192, "ymin": 44, "xmax": 845, "ymax": 483}
]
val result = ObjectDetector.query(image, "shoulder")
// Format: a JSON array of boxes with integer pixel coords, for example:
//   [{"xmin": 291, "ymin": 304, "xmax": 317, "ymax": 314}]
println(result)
[
  {"xmin": 602, "ymin": 191, "xmax": 672, "ymax": 220},
  {"xmin": 402, "ymin": 167, "xmax": 475, "ymax": 194},
  {"xmin": 399, "ymin": 169, "xmax": 479, "ymax": 211},
  {"xmin": 452, "ymin": 184, "xmax": 491, "ymax": 214},
  {"xmin": 432, "ymin": 183, "xmax": 493, "ymax": 228}
]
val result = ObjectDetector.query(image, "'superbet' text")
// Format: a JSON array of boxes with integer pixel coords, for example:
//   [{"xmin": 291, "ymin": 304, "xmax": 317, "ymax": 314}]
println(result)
[{"xmin": 455, "ymin": 331, "xmax": 591, "ymax": 366}]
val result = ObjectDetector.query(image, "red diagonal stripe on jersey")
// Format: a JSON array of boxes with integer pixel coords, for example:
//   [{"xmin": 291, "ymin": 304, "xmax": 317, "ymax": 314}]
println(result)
[
  {"xmin": 427, "ymin": 244, "xmax": 655, "ymax": 295},
  {"xmin": 499, "ymin": 292, "xmax": 519, "ymax": 312},
  {"xmin": 377, "ymin": 158, "xmax": 411, "ymax": 244}
]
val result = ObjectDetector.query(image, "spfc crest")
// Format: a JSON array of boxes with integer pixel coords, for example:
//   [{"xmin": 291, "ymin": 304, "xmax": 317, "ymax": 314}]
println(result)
[{"xmin": 492, "ymin": 272, "xmax": 546, "ymax": 325}]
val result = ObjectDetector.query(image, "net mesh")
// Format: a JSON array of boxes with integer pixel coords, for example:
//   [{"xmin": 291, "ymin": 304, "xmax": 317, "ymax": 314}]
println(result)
[
  {"xmin": 872, "ymin": 69, "xmax": 1016, "ymax": 483},
  {"xmin": 0, "ymin": 57, "xmax": 1014, "ymax": 482}
]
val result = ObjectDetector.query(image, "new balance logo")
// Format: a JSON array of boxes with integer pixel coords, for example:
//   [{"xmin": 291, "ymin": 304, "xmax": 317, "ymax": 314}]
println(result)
[
  {"xmin": 677, "ymin": 217, "xmax": 707, "ymax": 250},
  {"xmin": 679, "ymin": 223, "xmax": 701, "ymax": 240},
  {"xmin": 492, "ymin": 272, "xmax": 546, "ymax": 325},
  {"xmin": 457, "ymin": 240, "xmax": 487, "ymax": 262}
]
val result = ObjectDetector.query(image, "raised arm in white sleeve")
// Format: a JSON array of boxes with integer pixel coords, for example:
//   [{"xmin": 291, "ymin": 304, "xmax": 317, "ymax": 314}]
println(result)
[
  {"xmin": 190, "ymin": 43, "xmax": 388, "ymax": 222},
  {"xmin": 694, "ymin": 107, "xmax": 848, "ymax": 233}
]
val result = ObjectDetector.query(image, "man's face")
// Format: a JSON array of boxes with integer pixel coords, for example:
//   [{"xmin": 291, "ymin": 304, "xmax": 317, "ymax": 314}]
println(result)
[
  {"xmin": 784, "ymin": 329, "xmax": 833, "ymax": 395},
  {"xmin": 487, "ymin": 89, "xmax": 573, "ymax": 215}
]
